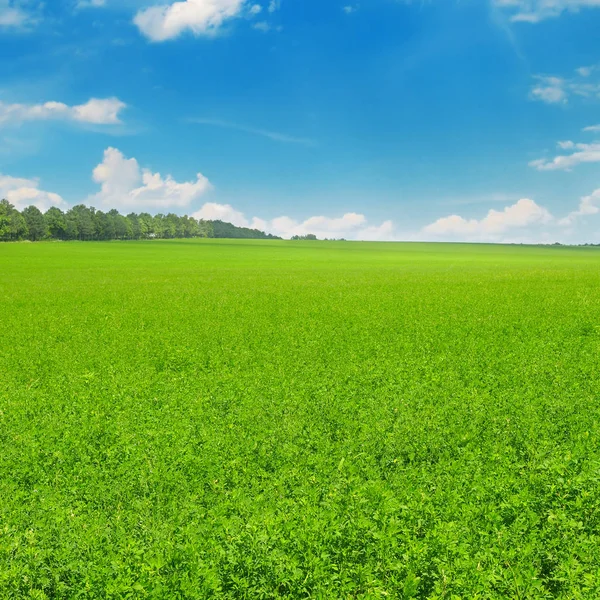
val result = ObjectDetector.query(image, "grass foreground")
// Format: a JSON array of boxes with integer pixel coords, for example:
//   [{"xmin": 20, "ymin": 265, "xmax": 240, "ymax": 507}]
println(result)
[{"xmin": 2, "ymin": 239, "xmax": 600, "ymax": 599}]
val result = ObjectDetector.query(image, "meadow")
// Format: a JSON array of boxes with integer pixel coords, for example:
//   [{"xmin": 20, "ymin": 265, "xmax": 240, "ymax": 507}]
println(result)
[{"xmin": 1, "ymin": 239, "xmax": 600, "ymax": 599}]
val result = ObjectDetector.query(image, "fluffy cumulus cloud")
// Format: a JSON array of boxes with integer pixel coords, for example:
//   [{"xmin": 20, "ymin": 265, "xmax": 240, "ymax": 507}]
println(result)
[
  {"xmin": 495, "ymin": 0, "xmax": 600, "ymax": 22},
  {"xmin": 134, "ymin": 0, "xmax": 248, "ymax": 41},
  {"xmin": 89, "ymin": 147, "xmax": 212, "ymax": 210},
  {"xmin": 0, "ymin": 174, "xmax": 67, "ymax": 212},
  {"xmin": 530, "ymin": 141, "xmax": 600, "ymax": 171},
  {"xmin": 559, "ymin": 188, "xmax": 600, "ymax": 225},
  {"xmin": 192, "ymin": 202, "xmax": 395, "ymax": 240},
  {"xmin": 0, "ymin": 97, "xmax": 126, "ymax": 127},
  {"xmin": 423, "ymin": 199, "xmax": 554, "ymax": 241},
  {"xmin": 530, "ymin": 71, "xmax": 600, "ymax": 105}
]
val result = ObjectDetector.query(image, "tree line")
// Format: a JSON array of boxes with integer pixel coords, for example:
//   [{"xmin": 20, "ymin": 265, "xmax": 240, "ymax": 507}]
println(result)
[{"xmin": 0, "ymin": 200, "xmax": 281, "ymax": 242}]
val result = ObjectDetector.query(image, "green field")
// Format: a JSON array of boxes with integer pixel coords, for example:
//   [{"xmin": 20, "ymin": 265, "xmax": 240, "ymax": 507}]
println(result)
[{"xmin": 2, "ymin": 240, "xmax": 600, "ymax": 599}]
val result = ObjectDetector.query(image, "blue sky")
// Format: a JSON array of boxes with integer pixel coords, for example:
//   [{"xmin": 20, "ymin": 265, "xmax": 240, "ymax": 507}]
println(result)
[{"xmin": 1, "ymin": 0, "xmax": 600, "ymax": 242}]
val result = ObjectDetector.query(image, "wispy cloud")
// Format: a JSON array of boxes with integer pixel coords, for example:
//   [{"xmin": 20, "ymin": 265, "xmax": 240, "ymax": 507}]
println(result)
[
  {"xmin": 0, "ymin": 0, "xmax": 34, "ymax": 28},
  {"xmin": 188, "ymin": 118, "xmax": 317, "ymax": 146},
  {"xmin": 76, "ymin": 0, "xmax": 107, "ymax": 8},
  {"xmin": 530, "ymin": 69, "xmax": 600, "ymax": 104},
  {"xmin": 252, "ymin": 20, "xmax": 271, "ymax": 31},
  {"xmin": 494, "ymin": 0, "xmax": 600, "ymax": 23}
]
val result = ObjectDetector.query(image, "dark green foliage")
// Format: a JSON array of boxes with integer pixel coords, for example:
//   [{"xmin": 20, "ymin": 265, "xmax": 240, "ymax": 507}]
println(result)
[
  {"xmin": 45, "ymin": 206, "xmax": 68, "ymax": 240},
  {"xmin": 0, "ymin": 203, "xmax": 272, "ymax": 243},
  {"xmin": 211, "ymin": 219, "xmax": 281, "ymax": 239},
  {"xmin": 0, "ymin": 199, "xmax": 28, "ymax": 241},
  {"xmin": 68, "ymin": 204, "xmax": 96, "ymax": 240},
  {"xmin": 291, "ymin": 233, "xmax": 318, "ymax": 240},
  {"xmin": 2, "ymin": 240, "xmax": 600, "ymax": 598},
  {"xmin": 21, "ymin": 206, "xmax": 49, "ymax": 241}
]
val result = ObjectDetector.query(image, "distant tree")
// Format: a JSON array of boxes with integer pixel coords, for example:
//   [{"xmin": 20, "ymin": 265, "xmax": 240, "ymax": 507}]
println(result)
[
  {"xmin": 0, "ymin": 199, "xmax": 12, "ymax": 240},
  {"xmin": 64, "ymin": 213, "xmax": 79, "ymax": 240},
  {"xmin": 45, "ymin": 207, "xmax": 67, "ymax": 240},
  {"xmin": 127, "ymin": 213, "xmax": 142, "ymax": 239},
  {"xmin": 153, "ymin": 214, "xmax": 166, "ymax": 239},
  {"xmin": 1, "ymin": 203, "xmax": 282, "ymax": 243},
  {"xmin": 291, "ymin": 234, "xmax": 318, "ymax": 241},
  {"xmin": 163, "ymin": 213, "xmax": 179, "ymax": 239},
  {"xmin": 22, "ymin": 206, "xmax": 48, "ymax": 241},
  {"xmin": 94, "ymin": 211, "xmax": 115, "ymax": 240},
  {"xmin": 0, "ymin": 200, "xmax": 28, "ymax": 240},
  {"xmin": 138, "ymin": 213, "xmax": 153, "ymax": 238},
  {"xmin": 198, "ymin": 219, "xmax": 213, "ymax": 238},
  {"xmin": 210, "ymin": 220, "xmax": 280, "ymax": 239},
  {"xmin": 108, "ymin": 210, "xmax": 131, "ymax": 239},
  {"xmin": 9, "ymin": 211, "xmax": 28, "ymax": 240},
  {"xmin": 68, "ymin": 205, "xmax": 95, "ymax": 240}
]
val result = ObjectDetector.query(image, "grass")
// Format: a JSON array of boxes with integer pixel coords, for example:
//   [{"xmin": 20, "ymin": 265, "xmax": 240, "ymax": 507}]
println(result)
[{"xmin": 2, "ymin": 239, "xmax": 600, "ymax": 599}]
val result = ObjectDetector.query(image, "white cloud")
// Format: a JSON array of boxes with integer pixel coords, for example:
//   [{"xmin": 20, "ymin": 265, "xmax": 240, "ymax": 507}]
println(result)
[
  {"xmin": 583, "ymin": 124, "xmax": 600, "ymax": 133},
  {"xmin": 0, "ymin": 97, "xmax": 126, "ymax": 126},
  {"xmin": 192, "ymin": 202, "xmax": 250, "ymax": 226},
  {"xmin": 134, "ymin": 0, "xmax": 247, "ymax": 41},
  {"xmin": 530, "ymin": 141, "xmax": 600, "ymax": 170},
  {"xmin": 530, "ymin": 71, "xmax": 600, "ymax": 104},
  {"xmin": 423, "ymin": 198, "xmax": 554, "ymax": 241},
  {"xmin": 90, "ymin": 147, "xmax": 212, "ymax": 210},
  {"xmin": 577, "ymin": 66, "xmax": 594, "ymax": 77},
  {"xmin": 249, "ymin": 3, "xmax": 261, "ymax": 14},
  {"xmin": 76, "ymin": 0, "xmax": 106, "ymax": 7},
  {"xmin": 495, "ymin": 0, "xmax": 600, "ymax": 22},
  {"xmin": 0, "ymin": 0, "xmax": 30, "ymax": 28},
  {"xmin": 252, "ymin": 20, "xmax": 270, "ymax": 31},
  {"xmin": 267, "ymin": 0, "xmax": 278, "ymax": 12},
  {"xmin": 0, "ymin": 174, "xmax": 67, "ymax": 212},
  {"xmin": 343, "ymin": 5, "xmax": 358, "ymax": 14},
  {"xmin": 530, "ymin": 76, "xmax": 568, "ymax": 104},
  {"xmin": 559, "ymin": 188, "xmax": 600, "ymax": 225},
  {"xmin": 193, "ymin": 202, "xmax": 396, "ymax": 240}
]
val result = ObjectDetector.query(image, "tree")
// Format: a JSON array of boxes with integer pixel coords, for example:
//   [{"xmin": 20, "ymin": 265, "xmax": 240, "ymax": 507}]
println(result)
[
  {"xmin": 138, "ymin": 213, "xmax": 153, "ymax": 238},
  {"xmin": 0, "ymin": 200, "xmax": 28, "ymax": 241},
  {"xmin": 22, "ymin": 206, "xmax": 48, "ymax": 241},
  {"xmin": 94, "ymin": 211, "xmax": 115, "ymax": 240},
  {"xmin": 64, "ymin": 213, "xmax": 79, "ymax": 240},
  {"xmin": 0, "ymin": 199, "xmax": 11, "ymax": 240},
  {"xmin": 1, "ymin": 204, "xmax": 283, "ymax": 242},
  {"xmin": 9, "ymin": 211, "xmax": 28, "ymax": 240},
  {"xmin": 68, "ymin": 205, "xmax": 95, "ymax": 240},
  {"xmin": 45, "ymin": 207, "xmax": 67, "ymax": 240},
  {"xmin": 291, "ymin": 234, "xmax": 317, "ymax": 240},
  {"xmin": 153, "ymin": 214, "xmax": 166, "ymax": 239},
  {"xmin": 127, "ymin": 213, "xmax": 142, "ymax": 239},
  {"xmin": 198, "ymin": 219, "xmax": 213, "ymax": 238},
  {"xmin": 210, "ymin": 220, "xmax": 280, "ymax": 239},
  {"xmin": 114, "ymin": 214, "xmax": 132, "ymax": 239}
]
